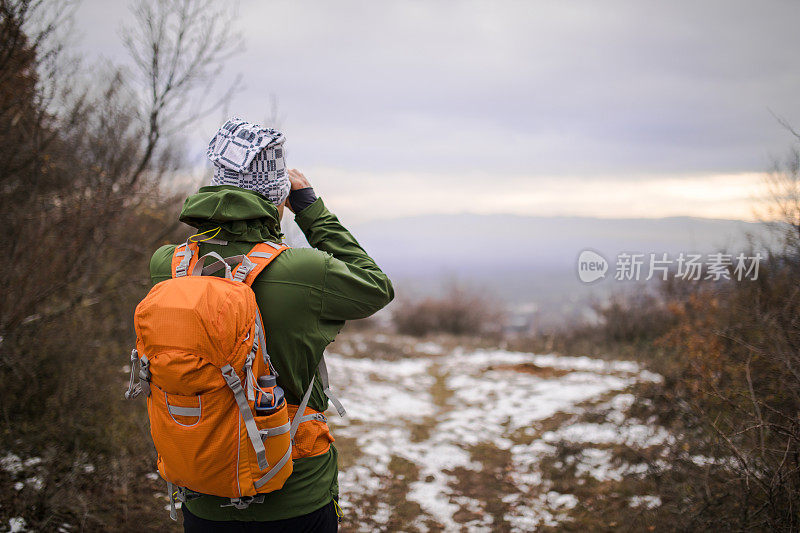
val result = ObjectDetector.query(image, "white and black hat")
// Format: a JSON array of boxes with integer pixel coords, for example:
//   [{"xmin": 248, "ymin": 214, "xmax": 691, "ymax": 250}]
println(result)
[{"xmin": 207, "ymin": 117, "xmax": 290, "ymax": 205}]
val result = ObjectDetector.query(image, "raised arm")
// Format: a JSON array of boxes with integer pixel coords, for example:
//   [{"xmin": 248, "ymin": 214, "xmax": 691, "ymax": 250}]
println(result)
[{"xmin": 288, "ymin": 169, "xmax": 394, "ymax": 321}]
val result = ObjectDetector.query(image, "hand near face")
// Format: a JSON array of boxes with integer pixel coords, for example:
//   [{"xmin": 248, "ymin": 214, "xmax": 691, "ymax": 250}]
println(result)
[{"xmin": 286, "ymin": 169, "xmax": 312, "ymax": 213}]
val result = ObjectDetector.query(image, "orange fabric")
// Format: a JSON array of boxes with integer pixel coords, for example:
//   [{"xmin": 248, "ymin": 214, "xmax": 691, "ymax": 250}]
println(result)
[
  {"xmin": 150, "ymin": 382, "xmax": 240, "ymax": 497},
  {"xmin": 287, "ymin": 404, "xmax": 335, "ymax": 459},
  {"xmin": 133, "ymin": 243, "xmax": 297, "ymax": 499}
]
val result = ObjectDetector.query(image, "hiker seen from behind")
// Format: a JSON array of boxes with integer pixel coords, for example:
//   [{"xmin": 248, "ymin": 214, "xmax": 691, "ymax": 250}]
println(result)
[{"xmin": 126, "ymin": 117, "xmax": 394, "ymax": 532}]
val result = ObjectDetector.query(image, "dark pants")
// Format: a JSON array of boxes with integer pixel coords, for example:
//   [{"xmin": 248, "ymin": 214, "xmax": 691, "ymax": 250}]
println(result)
[{"xmin": 182, "ymin": 501, "xmax": 338, "ymax": 533}]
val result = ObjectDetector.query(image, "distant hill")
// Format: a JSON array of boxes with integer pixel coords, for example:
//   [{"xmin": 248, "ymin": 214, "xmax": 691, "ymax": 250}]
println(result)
[
  {"xmin": 283, "ymin": 213, "xmax": 777, "ymax": 328},
  {"xmin": 348, "ymin": 213, "xmax": 769, "ymax": 274}
]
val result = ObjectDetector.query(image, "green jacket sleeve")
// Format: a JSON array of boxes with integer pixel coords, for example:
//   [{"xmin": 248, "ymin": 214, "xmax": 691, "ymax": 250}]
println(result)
[{"xmin": 294, "ymin": 197, "xmax": 394, "ymax": 321}]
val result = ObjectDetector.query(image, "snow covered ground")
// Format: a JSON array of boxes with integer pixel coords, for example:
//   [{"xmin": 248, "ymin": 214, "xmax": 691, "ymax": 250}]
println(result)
[
  {"xmin": 325, "ymin": 338, "xmax": 667, "ymax": 532},
  {"xmin": 1, "ymin": 336, "xmax": 671, "ymax": 532}
]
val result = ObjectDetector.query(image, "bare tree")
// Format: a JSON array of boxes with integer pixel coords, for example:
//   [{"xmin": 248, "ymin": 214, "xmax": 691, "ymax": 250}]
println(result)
[
  {"xmin": 0, "ymin": 2, "xmax": 242, "ymax": 526},
  {"xmin": 763, "ymin": 147, "xmax": 800, "ymax": 255},
  {"xmin": 122, "ymin": 0, "xmax": 242, "ymax": 186},
  {"xmin": 761, "ymin": 113, "xmax": 800, "ymax": 254},
  {"xmin": 1, "ymin": 0, "xmax": 242, "ymax": 338}
]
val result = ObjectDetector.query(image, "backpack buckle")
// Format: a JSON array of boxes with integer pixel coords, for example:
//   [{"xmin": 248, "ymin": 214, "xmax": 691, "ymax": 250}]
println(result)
[
  {"xmin": 138, "ymin": 355, "xmax": 151, "ymax": 397},
  {"xmin": 222, "ymin": 495, "xmax": 265, "ymax": 509}
]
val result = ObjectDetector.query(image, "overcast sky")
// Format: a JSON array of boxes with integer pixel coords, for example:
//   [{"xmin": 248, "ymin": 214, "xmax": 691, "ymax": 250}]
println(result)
[{"xmin": 74, "ymin": 0, "xmax": 800, "ymax": 223}]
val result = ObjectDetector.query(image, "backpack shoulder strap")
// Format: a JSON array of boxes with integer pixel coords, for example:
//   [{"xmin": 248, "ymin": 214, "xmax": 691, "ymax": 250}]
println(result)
[
  {"xmin": 232, "ymin": 241, "xmax": 290, "ymax": 286},
  {"xmin": 170, "ymin": 240, "xmax": 200, "ymax": 278}
]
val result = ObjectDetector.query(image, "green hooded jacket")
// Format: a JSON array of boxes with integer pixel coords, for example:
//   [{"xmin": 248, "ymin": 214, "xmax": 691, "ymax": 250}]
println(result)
[{"xmin": 148, "ymin": 185, "xmax": 394, "ymax": 521}]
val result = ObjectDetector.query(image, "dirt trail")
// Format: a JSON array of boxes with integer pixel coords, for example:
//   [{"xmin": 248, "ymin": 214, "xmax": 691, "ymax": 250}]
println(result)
[{"xmin": 326, "ymin": 335, "xmax": 666, "ymax": 532}]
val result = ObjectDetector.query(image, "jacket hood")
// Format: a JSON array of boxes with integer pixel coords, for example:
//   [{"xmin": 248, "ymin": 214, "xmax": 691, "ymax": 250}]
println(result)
[{"xmin": 178, "ymin": 185, "xmax": 283, "ymax": 242}]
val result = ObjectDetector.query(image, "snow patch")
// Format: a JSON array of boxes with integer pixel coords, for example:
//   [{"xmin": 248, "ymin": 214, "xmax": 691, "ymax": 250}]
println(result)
[
  {"xmin": 8, "ymin": 517, "xmax": 26, "ymax": 532},
  {"xmin": 25, "ymin": 476, "xmax": 44, "ymax": 491},
  {"xmin": 415, "ymin": 342, "xmax": 445, "ymax": 355},
  {"xmin": 326, "ymin": 346, "xmax": 666, "ymax": 531},
  {"xmin": 629, "ymin": 495, "xmax": 662, "ymax": 509},
  {"xmin": 1, "ymin": 454, "xmax": 23, "ymax": 476},
  {"xmin": 543, "ymin": 421, "xmax": 673, "ymax": 448}
]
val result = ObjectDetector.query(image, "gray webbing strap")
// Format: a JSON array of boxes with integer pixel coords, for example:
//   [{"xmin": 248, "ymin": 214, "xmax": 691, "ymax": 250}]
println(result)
[
  {"xmin": 243, "ymin": 328, "xmax": 259, "ymax": 401},
  {"xmin": 168, "ymin": 405, "xmax": 201, "ymax": 417},
  {"xmin": 290, "ymin": 376, "xmax": 316, "ymax": 442},
  {"xmin": 255, "ymin": 308, "xmax": 277, "ymax": 376},
  {"xmin": 245, "ymin": 350, "xmax": 256, "ymax": 402},
  {"xmin": 222, "ymin": 365, "xmax": 269, "ymax": 470},
  {"xmin": 200, "ymin": 258, "xmax": 242, "ymax": 276},
  {"xmin": 296, "ymin": 412, "xmax": 327, "ymax": 424},
  {"xmin": 124, "ymin": 349, "xmax": 140, "ymax": 399},
  {"xmin": 167, "ymin": 481, "xmax": 177, "ymax": 521},
  {"xmin": 233, "ymin": 256, "xmax": 256, "ymax": 282},
  {"xmin": 249, "ymin": 251, "xmax": 273, "ymax": 259},
  {"xmin": 262, "ymin": 241, "xmax": 283, "ymax": 250},
  {"xmin": 139, "ymin": 355, "xmax": 151, "ymax": 397},
  {"xmin": 166, "ymin": 482, "xmax": 201, "ymax": 520},
  {"xmin": 200, "ymin": 254, "xmax": 250, "ymax": 276},
  {"xmin": 259, "ymin": 421, "xmax": 290, "ymax": 439},
  {"xmin": 286, "ymin": 358, "xmax": 344, "ymax": 441},
  {"xmin": 175, "ymin": 241, "xmax": 192, "ymax": 277},
  {"xmin": 191, "ymin": 252, "xmax": 234, "ymax": 279},
  {"xmin": 318, "ymin": 357, "xmax": 346, "ymax": 417},
  {"xmin": 253, "ymin": 446, "xmax": 292, "ymax": 489}
]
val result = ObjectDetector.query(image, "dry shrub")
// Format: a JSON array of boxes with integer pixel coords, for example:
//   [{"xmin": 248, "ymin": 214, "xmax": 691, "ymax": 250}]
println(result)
[
  {"xmin": 643, "ymin": 143, "xmax": 800, "ymax": 531},
  {"xmin": 592, "ymin": 290, "xmax": 677, "ymax": 344},
  {"xmin": 556, "ymin": 144, "xmax": 800, "ymax": 531},
  {"xmin": 392, "ymin": 281, "xmax": 505, "ymax": 337},
  {"xmin": 511, "ymin": 143, "xmax": 800, "ymax": 530},
  {"xmin": 0, "ymin": 1, "xmax": 237, "ymax": 529},
  {"xmin": 654, "ymin": 252, "xmax": 800, "ymax": 531}
]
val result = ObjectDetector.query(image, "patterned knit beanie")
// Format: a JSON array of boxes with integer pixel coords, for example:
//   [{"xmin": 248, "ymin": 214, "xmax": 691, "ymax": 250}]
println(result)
[{"xmin": 207, "ymin": 117, "xmax": 290, "ymax": 205}]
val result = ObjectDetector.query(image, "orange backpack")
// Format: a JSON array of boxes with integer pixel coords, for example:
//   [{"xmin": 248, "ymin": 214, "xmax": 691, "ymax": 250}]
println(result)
[{"xmin": 125, "ymin": 239, "xmax": 346, "ymax": 519}]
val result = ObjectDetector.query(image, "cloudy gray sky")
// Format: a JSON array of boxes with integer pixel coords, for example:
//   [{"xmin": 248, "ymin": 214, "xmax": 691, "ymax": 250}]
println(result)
[{"xmin": 74, "ymin": 0, "xmax": 800, "ymax": 223}]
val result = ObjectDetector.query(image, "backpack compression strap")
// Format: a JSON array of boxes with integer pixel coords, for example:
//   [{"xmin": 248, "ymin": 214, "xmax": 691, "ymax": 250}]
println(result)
[
  {"xmin": 230, "ymin": 241, "xmax": 347, "ymax": 418},
  {"xmin": 171, "ymin": 240, "xmax": 200, "ymax": 278},
  {"xmin": 231, "ymin": 241, "xmax": 289, "ymax": 286}
]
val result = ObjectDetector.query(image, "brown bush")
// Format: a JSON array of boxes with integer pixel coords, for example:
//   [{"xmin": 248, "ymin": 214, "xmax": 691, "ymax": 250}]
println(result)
[
  {"xmin": 392, "ymin": 281, "xmax": 506, "ymax": 337},
  {"xmin": 0, "ymin": 1, "xmax": 238, "ymax": 529},
  {"xmin": 653, "ymin": 252, "xmax": 800, "ymax": 531},
  {"xmin": 510, "ymin": 142, "xmax": 800, "ymax": 530},
  {"xmin": 647, "ymin": 142, "xmax": 800, "ymax": 530}
]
